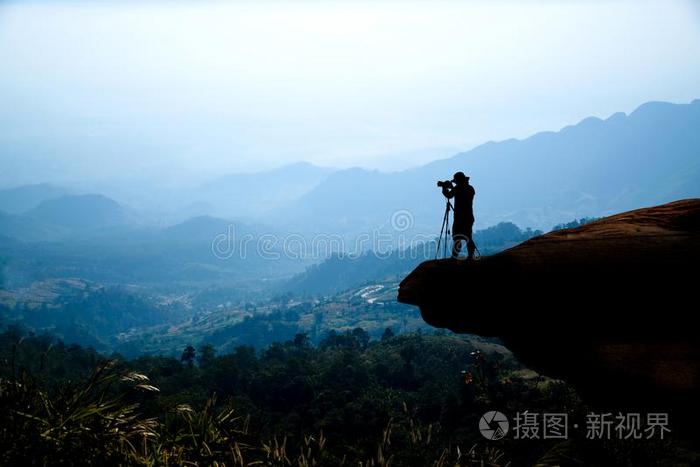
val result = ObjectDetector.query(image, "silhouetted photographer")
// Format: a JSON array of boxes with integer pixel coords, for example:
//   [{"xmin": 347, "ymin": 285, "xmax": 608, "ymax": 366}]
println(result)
[{"xmin": 437, "ymin": 172, "xmax": 476, "ymax": 259}]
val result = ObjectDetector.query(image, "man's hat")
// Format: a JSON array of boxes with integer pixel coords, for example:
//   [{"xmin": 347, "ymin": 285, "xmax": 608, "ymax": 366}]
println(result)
[{"xmin": 452, "ymin": 171, "xmax": 469, "ymax": 182}]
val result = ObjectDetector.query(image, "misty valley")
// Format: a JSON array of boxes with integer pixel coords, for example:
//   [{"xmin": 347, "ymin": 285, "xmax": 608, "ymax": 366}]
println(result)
[{"xmin": 0, "ymin": 200, "xmax": 544, "ymax": 357}]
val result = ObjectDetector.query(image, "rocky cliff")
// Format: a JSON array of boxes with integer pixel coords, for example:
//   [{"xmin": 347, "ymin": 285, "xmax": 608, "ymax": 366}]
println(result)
[{"xmin": 398, "ymin": 199, "xmax": 699, "ymax": 426}]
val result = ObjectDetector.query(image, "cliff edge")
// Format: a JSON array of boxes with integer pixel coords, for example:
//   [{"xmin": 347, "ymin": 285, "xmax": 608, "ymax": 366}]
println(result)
[{"xmin": 398, "ymin": 199, "xmax": 699, "ymax": 422}]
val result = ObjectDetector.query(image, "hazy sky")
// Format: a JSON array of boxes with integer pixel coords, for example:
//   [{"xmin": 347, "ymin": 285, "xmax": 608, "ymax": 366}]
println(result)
[{"xmin": 1, "ymin": 0, "xmax": 700, "ymax": 187}]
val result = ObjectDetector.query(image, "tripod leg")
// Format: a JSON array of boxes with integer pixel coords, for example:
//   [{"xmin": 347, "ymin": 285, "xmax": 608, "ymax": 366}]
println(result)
[
  {"xmin": 436, "ymin": 217, "xmax": 445, "ymax": 259},
  {"xmin": 444, "ymin": 209, "xmax": 450, "ymax": 259},
  {"xmin": 436, "ymin": 200, "xmax": 453, "ymax": 259},
  {"xmin": 436, "ymin": 205, "xmax": 450, "ymax": 259}
]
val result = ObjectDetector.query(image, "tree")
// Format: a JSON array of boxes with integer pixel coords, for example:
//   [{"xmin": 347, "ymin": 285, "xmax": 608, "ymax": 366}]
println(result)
[
  {"xmin": 351, "ymin": 327, "xmax": 370, "ymax": 350},
  {"xmin": 293, "ymin": 333, "xmax": 309, "ymax": 348},
  {"xmin": 181, "ymin": 345, "xmax": 196, "ymax": 368},
  {"xmin": 381, "ymin": 327, "xmax": 395, "ymax": 341},
  {"xmin": 197, "ymin": 344, "xmax": 216, "ymax": 369}
]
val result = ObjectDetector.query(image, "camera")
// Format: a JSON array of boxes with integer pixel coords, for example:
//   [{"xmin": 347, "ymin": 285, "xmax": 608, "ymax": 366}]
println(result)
[{"xmin": 437, "ymin": 180, "xmax": 453, "ymax": 189}]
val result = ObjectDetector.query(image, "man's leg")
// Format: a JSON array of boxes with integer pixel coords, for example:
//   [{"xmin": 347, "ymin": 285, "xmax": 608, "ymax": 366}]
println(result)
[
  {"xmin": 466, "ymin": 224, "xmax": 476, "ymax": 260},
  {"xmin": 452, "ymin": 232, "xmax": 464, "ymax": 258},
  {"xmin": 451, "ymin": 237, "xmax": 461, "ymax": 258}
]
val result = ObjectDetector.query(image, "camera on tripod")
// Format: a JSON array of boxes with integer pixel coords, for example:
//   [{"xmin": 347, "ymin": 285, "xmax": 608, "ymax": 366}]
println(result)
[{"xmin": 435, "ymin": 179, "xmax": 455, "ymax": 259}]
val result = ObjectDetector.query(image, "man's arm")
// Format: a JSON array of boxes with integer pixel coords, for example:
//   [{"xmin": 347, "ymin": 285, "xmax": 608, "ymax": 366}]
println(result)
[{"xmin": 442, "ymin": 186, "xmax": 454, "ymax": 199}]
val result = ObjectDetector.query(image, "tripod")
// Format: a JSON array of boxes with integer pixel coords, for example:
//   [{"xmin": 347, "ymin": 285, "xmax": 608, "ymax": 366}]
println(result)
[{"xmin": 435, "ymin": 199, "xmax": 453, "ymax": 259}]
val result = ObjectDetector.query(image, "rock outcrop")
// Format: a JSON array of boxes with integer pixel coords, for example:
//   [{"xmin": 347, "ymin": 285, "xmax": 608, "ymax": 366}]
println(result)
[{"xmin": 398, "ymin": 199, "xmax": 699, "ymax": 426}]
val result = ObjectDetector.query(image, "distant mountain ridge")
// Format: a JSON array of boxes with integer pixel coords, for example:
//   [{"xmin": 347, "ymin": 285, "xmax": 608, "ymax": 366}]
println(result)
[
  {"xmin": 27, "ymin": 194, "xmax": 133, "ymax": 230},
  {"xmin": 274, "ymin": 99, "xmax": 700, "ymax": 233},
  {"xmin": 0, "ymin": 211, "xmax": 70, "ymax": 242},
  {"xmin": 0, "ymin": 193, "xmax": 132, "ymax": 242},
  {"xmin": 2, "ymin": 99, "xmax": 699, "ymax": 243},
  {"xmin": 0, "ymin": 184, "xmax": 72, "ymax": 214},
  {"xmin": 194, "ymin": 162, "xmax": 334, "ymax": 219}
]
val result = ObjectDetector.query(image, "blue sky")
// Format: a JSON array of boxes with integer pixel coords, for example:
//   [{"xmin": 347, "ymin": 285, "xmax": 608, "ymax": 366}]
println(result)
[{"xmin": 1, "ymin": 0, "xmax": 700, "ymax": 186}]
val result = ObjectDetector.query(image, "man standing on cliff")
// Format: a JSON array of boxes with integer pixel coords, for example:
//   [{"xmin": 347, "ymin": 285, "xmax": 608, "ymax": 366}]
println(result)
[{"xmin": 441, "ymin": 171, "xmax": 476, "ymax": 259}]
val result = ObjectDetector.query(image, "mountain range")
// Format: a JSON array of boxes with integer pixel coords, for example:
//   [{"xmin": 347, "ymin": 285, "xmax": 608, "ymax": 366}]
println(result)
[
  {"xmin": 1, "ymin": 98, "xmax": 699, "ymax": 242},
  {"xmin": 274, "ymin": 99, "xmax": 700, "ymax": 233}
]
